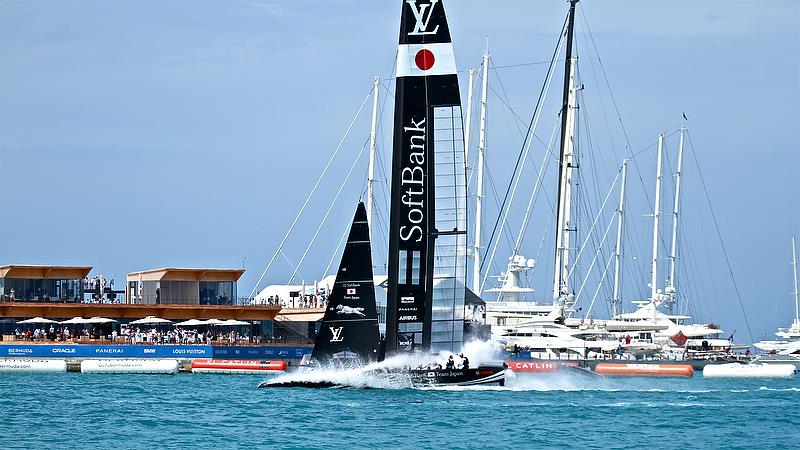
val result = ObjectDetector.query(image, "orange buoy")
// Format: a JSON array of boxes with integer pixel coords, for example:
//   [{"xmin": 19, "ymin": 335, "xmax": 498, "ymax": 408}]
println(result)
[
  {"xmin": 191, "ymin": 359, "xmax": 287, "ymax": 374},
  {"xmin": 594, "ymin": 363, "xmax": 694, "ymax": 378}
]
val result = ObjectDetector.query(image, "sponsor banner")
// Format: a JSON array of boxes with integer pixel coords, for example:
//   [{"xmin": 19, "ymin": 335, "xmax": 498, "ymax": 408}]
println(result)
[
  {"xmin": 212, "ymin": 346, "xmax": 311, "ymax": 359},
  {"xmin": 505, "ymin": 359, "xmax": 580, "ymax": 373},
  {"xmin": 506, "ymin": 361, "xmax": 559, "ymax": 373},
  {"xmin": 0, "ymin": 344, "xmax": 212, "ymax": 358}
]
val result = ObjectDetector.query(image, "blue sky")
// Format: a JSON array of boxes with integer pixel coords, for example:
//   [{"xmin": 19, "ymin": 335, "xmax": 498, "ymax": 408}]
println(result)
[{"xmin": 1, "ymin": 0, "xmax": 798, "ymax": 342}]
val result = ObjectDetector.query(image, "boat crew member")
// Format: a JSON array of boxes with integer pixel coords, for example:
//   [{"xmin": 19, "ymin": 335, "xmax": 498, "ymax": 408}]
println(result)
[
  {"xmin": 459, "ymin": 353, "xmax": 469, "ymax": 369},
  {"xmin": 445, "ymin": 355, "xmax": 455, "ymax": 370}
]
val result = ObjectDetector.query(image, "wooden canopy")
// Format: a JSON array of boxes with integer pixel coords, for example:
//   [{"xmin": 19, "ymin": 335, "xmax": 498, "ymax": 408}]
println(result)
[
  {"xmin": 0, "ymin": 265, "xmax": 92, "ymax": 280},
  {"xmin": 127, "ymin": 268, "xmax": 245, "ymax": 282}
]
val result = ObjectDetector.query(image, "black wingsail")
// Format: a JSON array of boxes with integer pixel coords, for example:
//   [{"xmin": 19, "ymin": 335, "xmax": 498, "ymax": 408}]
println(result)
[
  {"xmin": 311, "ymin": 202, "xmax": 380, "ymax": 364},
  {"xmin": 386, "ymin": 0, "xmax": 468, "ymax": 355}
]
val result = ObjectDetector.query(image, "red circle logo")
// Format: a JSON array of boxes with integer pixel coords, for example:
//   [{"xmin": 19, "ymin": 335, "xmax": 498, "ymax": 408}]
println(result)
[{"xmin": 415, "ymin": 49, "xmax": 435, "ymax": 71}]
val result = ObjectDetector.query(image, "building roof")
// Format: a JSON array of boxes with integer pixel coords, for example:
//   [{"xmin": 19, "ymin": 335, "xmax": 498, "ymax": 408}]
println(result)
[
  {"xmin": 0, "ymin": 265, "xmax": 92, "ymax": 280},
  {"xmin": 127, "ymin": 267, "xmax": 245, "ymax": 282}
]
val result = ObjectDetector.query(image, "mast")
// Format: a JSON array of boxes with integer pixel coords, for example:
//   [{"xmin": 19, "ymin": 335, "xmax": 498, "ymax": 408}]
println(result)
[
  {"xmin": 552, "ymin": 0, "xmax": 579, "ymax": 304},
  {"xmin": 650, "ymin": 134, "xmax": 665, "ymax": 316},
  {"xmin": 666, "ymin": 126, "xmax": 685, "ymax": 311},
  {"xmin": 611, "ymin": 159, "xmax": 628, "ymax": 317},
  {"xmin": 472, "ymin": 50, "xmax": 489, "ymax": 295},
  {"xmin": 464, "ymin": 67, "xmax": 476, "ymax": 165},
  {"xmin": 366, "ymin": 76, "xmax": 381, "ymax": 244},
  {"xmin": 793, "ymin": 235, "xmax": 799, "ymax": 327},
  {"xmin": 386, "ymin": 0, "xmax": 465, "ymax": 354}
]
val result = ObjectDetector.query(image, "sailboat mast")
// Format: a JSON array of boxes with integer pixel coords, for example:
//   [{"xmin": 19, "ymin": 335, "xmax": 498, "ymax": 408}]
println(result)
[
  {"xmin": 464, "ymin": 68, "xmax": 476, "ymax": 165},
  {"xmin": 552, "ymin": 0, "xmax": 579, "ymax": 303},
  {"xmin": 472, "ymin": 50, "xmax": 489, "ymax": 295},
  {"xmin": 386, "ymin": 0, "xmax": 464, "ymax": 354},
  {"xmin": 650, "ymin": 134, "xmax": 665, "ymax": 310},
  {"xmin": 611, "ymin": 159, "xmax": 628, "ymax": 317},
  {"xmin": 666, "ymin": 126, "xmax": 685, "ymax": 310},
  {"xmin": 793, "ymin": 235, "xmax": 799, "ymax": 325},
  {"xmin": 367, "ymin": 76, "xmax": 381, "ymax": 243}
]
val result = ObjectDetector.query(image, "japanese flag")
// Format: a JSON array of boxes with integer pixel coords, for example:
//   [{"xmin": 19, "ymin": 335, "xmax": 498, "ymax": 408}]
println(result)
[{"xmin": 396, "ymin": 43, "xmax": 457, "ymax": 78}]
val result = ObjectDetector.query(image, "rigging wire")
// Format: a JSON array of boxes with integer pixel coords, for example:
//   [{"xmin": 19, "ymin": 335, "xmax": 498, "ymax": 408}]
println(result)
[
  {"xmin": 247, "ymin": 89, "xmax": 373, "ymax": 299},
  {"xmin": 479, "ymin": 11, "xmax": 569, "ymax": 283},
  {"xmin": 584, "ymin": 245, "xmax": 617, "ymax": 317},
  {"xmin": 322, "ymin": 216, "xmax": 354, "ymax": 279},
  {"xmin": 567, "ymin": 170, "xmax": 621, "ymax": 288},
  {"xmin": 574, "ymin": 202, "xmax": 617, "ymax": 307},
  {"xmin": 513, "ymin": 119, "xmax": 560, "ymax": 253},
  {"xmin": 686, "ymin": 130, "xmax": 754, "ymax": 343},
  {"xmin": 288, "ymin": 136, "xmax": 370, "ymax": 284}
]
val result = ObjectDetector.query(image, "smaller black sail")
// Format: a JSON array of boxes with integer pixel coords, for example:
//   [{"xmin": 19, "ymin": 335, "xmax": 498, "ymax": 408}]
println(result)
[{"xmin": 310, "ymin": 201, "xmax": 380, "ymax": 365}]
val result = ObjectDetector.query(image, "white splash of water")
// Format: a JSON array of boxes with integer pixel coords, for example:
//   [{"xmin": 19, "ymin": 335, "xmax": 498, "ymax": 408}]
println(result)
[{"xmin": 262, "ymin": 339, "xmax": 504, "ymax": 389}]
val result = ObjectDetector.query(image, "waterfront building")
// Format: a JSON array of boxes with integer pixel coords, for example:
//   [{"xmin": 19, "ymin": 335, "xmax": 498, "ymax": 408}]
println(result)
[
  {"xmin": 126, "ymin": 267, "xmax": 244, "ymax": 306},
  {"xmin": 0, "ymin": 265, "xmax": 91, "ymax": 302}
]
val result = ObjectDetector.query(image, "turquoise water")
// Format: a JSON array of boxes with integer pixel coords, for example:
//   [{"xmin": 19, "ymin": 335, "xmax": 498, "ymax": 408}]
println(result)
[{"xmin": 1, "ymin": 372, "xmax": 798, "ymax": 449}]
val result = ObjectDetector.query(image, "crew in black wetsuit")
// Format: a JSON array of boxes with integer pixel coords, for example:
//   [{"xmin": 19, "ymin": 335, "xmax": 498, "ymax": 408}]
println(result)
[
  {"xmin": 459, "ymin": 353, "xmax": 469, "ymax": 369},
  {"xmin": 445, "ymin": 355, "xmax": 455, "ymax": 370}
]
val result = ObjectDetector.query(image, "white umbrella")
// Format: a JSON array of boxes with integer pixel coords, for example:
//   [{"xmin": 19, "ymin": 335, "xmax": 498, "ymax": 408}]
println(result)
[
  {"xmin": 17, "ymin": 317, "xmax": 60, "ymax": 324},
  {"xmin": 60, "ymin": 317, "xmax": 88, "ymax": 324},
  {"xmin": 205, "ymin": 318, "xmax": 225, "ymax": 326},
  {"xmin": 217, "ymin": 319, "xmax": 251, "ymax": 326},
  {"xmin": 128, "ymin": 316, "xmax": 173, "ymax": 325},
  {"xmin": 85, "ymin": 316, "xmax": 118, "ymax": 324},
  {"xmin": 174, "ymin": 319, "xmax": 206, "ymax": 327}
]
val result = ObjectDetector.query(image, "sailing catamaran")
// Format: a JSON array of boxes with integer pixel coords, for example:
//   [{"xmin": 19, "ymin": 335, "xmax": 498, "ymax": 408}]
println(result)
[
  {"xmin": 261, "ymin": 0, "xmax": 505, "ymax": 387},
  {"xmin": 385, "ymin": 0, "xmax": 469, "ymax": 356},
  {"xmin": 382, "ymin": 0, "xmax": 504, "ymax": 385}
]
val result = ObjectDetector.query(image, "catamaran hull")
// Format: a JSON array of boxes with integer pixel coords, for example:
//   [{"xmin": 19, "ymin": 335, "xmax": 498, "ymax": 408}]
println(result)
[
  {"xmin": 258, "ymin": 364, "xmax": 506, "ymax": 388},
  {"xmin": 258, "ymin": 380, "xmax": 341, "ymax": 389},
  {"xmin": 408, "ymin": 364, "xmax": 506, "ymax": 387}
]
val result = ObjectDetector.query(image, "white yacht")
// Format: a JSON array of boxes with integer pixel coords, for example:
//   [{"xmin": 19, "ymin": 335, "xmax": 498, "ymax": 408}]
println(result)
[
  {"xmin": 613, "ymin": 301, "xmax": 724, "ymax": 342},
  {"xmin": 753, "ymin": 236, "xmax": 800, "ymax": 353},
  {"xmin": 754, "ymin": 321, "xmax": 800, "ymax": 352},
  {"xmin": 494, "ymin": 320, "xmax": 620, "ymax": 357},
  {"xmin": 482, "ymin": 255, "xmax": 561, "ymax": 334}
]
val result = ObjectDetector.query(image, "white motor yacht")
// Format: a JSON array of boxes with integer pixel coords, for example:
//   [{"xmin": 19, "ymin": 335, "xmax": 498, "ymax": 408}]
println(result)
[{"xmin": 494, "ymin": 320, "xmax": 620, "ymax": 357}]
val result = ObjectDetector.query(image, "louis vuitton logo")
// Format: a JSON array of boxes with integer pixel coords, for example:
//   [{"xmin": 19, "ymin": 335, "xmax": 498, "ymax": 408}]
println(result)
[
  {"xmin": 329, "ymin": 326, "xmax": 344, "ymax": 343},
  {"xmin": 407, "ymin": 0, "xmax": 440, "ymax": 36}
]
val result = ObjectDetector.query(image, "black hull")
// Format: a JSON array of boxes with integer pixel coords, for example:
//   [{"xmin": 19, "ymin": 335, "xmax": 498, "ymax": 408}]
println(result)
[
  {"xmin": 257, "ymin": 364, "xmax": 506, "ymax": 389},
  {"xmin": 258, "ymin": 380, "xmax": 341, "ymax": 389},
  {"xmin": 407, "ymin": 363, "xmax": 506, "ymax": 387}
]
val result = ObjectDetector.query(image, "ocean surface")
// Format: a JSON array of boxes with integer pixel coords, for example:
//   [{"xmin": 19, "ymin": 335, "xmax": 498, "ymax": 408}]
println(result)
[{"xmin": 1, "ymin": 371, "xmax": 798, "ymax": 449}]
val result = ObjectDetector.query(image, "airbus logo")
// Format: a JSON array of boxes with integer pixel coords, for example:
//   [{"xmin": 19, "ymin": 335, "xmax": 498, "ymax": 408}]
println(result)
[
  {"xmin": 329, "ymin": 326, "xmax": 344, "ymax": 343},
  {"xmin": 407, "ymin": 0, "xmax": 439, "ymax": 36}
]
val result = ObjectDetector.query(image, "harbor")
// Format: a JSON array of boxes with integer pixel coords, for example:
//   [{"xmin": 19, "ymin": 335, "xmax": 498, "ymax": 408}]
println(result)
[
  {"xmin": 1, "ymin": 0, "xmax": 798, "ymax": 382},
  {"xmin": 1, "ymin": 0, "xmax": 798, "ymax": 447}
]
